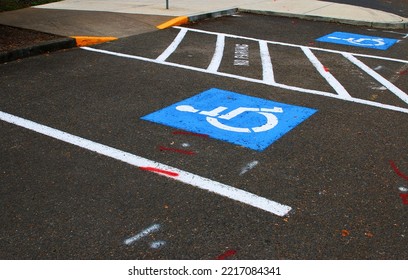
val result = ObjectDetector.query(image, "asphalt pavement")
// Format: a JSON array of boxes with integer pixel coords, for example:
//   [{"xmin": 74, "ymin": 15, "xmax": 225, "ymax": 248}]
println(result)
[
  {"xmin": 1, "ymin": 10, "xmax": 407, "ymax": 261},
  {"xmin": 325, "ymin": 0, "xmax": 407, "ymax": 18}
]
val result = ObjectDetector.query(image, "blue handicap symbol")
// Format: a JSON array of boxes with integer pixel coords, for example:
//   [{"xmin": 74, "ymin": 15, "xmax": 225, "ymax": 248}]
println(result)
[
  {"xmin": 141, "ymin": 88, "xmax": 317, "ymax": 151},
  {"xmin": 316, "ymin": 32, "xmax": 398, "ymax": 50}
]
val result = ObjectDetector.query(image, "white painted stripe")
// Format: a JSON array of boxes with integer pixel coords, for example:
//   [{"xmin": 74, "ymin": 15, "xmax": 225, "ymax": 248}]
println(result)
[
  {"xmin": 173, "ymin": 26, "xmax": 408, "ymax": 64},
  {"xmin": 207, "ymin": 34, "xmax": 225, "ymax": 72},
  {"xmin": 346, "ymin": 53, "xmax": 407, "ymax": 64},
  {"xmin": 383, "ymin": 30, "xmax": 408, "ymax": 39},
  {"xmin": 124, "ymin": 224, "xmax": 161, "ymax": 245},
  {"xmin": 259, "ymin": 40, "xmax": 275, "ymax": 84},
  {"xmin": 343, "ymin": 53, "xmax": 408, "ymax": 105},
  {"xmin": 240, "ymin": 160, "xmax": 259, "ymax": 176},
  {"xmin": 0, "ymin": 110, "xmax": 292, "ymax": 217},
  {"xmin": 399, "ymin": 186, "xmax": 408, "ymax": 192},
  {"xmin": 150, "ymin": 241, "xmax": 167, "ymax": 249},
  {"xmin": 156, "ymin": 28, "xmax": 188, "ymax": 62},
  {"xmin": 341, "ymin": 96, "xmax": 408, "ymax": 113},
  {"xmin": 82, "ymin": 46, "xmax": 156, "ymax": 62},
  {"xmin": 82, "ymin": 47, "xmax": 337, "ymax": 97},
  {"xmin": 301, "ymin": 47, "xmax": 352, "ymax": 99},
  {"xmin": 82, "ymin": 47, "xmax": 408, "ymax": 114}
]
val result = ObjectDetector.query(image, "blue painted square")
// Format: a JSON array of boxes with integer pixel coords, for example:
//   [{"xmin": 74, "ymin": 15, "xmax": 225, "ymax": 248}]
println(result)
[
  {"xmin": 141, "ymin": 88, "xmax": 317, "ymax": 151},
  {"xmin": 316, "ymin": 32, "xmax": 398, "ymax": 50}
]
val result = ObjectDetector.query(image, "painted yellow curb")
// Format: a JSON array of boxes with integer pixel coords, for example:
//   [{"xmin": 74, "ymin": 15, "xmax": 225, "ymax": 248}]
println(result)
[
  {"xmin": 157, "ymin": 16, "xmax": 189, "ymax": 30},
  {"xmin": 71, "ymin": 36, "xmax": 118, "ymax": 47}
]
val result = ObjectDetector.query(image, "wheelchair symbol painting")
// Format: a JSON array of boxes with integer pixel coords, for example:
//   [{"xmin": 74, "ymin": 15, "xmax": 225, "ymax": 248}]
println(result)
[
  {"xmin": 175, "ymin": 105, "xmax": 283, "ymax": 133},
  {"xmin": 141, "ymin": 88, "xmax": 317, "ymax": 151},
  {"xmin": 327, "ymin": 36, "xmax": 386, "ymax": 47},
  {"xmin": 317, "ymin": 32, "xmax": 398, "ymax": 50}
]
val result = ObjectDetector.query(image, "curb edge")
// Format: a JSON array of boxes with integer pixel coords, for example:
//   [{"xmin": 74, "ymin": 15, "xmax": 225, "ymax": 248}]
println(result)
[
  {"xmin": 155, "ymin": 8, "xmax": 407, "ymax": 30},
  {"xmin": 71, "ymin": 36, "xmax": 118, "ymax": 47},
  {"xmin": 156, "ymin": 8, "xmax": 238, "ymax": 29},
  {"xmin": 239, "ymin": 9, "xmax": 408, "ymax": 30},
  {"xmin": 0, "ymin": 37, "xmax": 76, "ymax": 64}
]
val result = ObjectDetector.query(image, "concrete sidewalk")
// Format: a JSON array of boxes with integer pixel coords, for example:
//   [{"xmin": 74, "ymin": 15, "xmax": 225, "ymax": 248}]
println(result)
[
  {"xmin": 30, "ymin": 0, "xmax": 408, "ymax": 28},
  {"xmin": 1, "ymin": 0, "xmax": 407, "ymax": 63},
  {"xmin": 0, "ymin": 0, "xmax": 407, "ymax": 39},
  {"xmin": 31, "ymin": 0, "xmax": 408, "ymax": 24}
]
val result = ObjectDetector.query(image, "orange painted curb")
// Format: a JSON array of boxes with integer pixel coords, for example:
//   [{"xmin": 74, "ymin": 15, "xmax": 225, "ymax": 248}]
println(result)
[
  {"xmin": 71, "ymin": 36, "xmax": 118, "ymax": 47},
  {"xmin": 157, "ymin": 16, "xmax": 189, "ymax": 30}
]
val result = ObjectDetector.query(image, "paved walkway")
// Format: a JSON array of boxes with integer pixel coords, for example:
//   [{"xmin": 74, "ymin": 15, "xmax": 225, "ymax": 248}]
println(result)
[
  {"xmin": 33, "ymin": 0, "xmax": 408, "ymax": 26},
  {"xmin": 0, "ymin": 0, "xmax": 407, "ymax": 38},
  {"xmin": 1, "ymin": 0, "xmax": 407, "ymax": 63},
  {"xmin": 32, "ymin": 0, "xmax": 408, "ymax": 22}
]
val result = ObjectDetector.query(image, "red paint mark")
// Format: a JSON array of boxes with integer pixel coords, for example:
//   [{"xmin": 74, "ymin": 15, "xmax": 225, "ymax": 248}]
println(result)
[
  {"xmin": 172, "ymin": 130, "xmax": 209, "ymax": 138},
  {"xmin": 158, "ymin": 146, "xmax": 195, "ymax": 155},
  {"xmin": 323, "ymin": 66, "xmax": 330, "ymax": 72},
  {"xmin": 139, "ymin": 167, "xmax": 179, "ymax": 177},
  {"xmin": 399, "ymin": 70, "xmax": 408, "ymax": 75},
  {"xmin": 216, "ymin": 250, "xmax": 237, "ymax": 260},
  {"xmin": 400, "ymin": 193, "xmax": 408, "ymax": 205},
  {"xmin": 389, "ymin": 160, "xmax": 408, "ymax": 181}
]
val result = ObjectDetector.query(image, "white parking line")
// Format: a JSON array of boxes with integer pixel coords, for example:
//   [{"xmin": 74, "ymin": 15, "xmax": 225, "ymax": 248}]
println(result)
[
  {"xmin": 259, "ymin": 40, "xmax": 275, "ymax": 84},
  {"xmin": 174, "ymin": 26, "xmax": 408, "ymax": 64},
  {"xmin": 207, "ymin": 34, "xmax": 225, "ymax": 72},
  {"xmin": 82, "ymin": 46, "xmax": 336, "ymax": 97},
  {"xmin": 0, "ymin": 110, "xmax": 292, "ymax": 217},
  {"xmin": 301, "ymin": 47, "xmax": 352, "ymax": 100},
  {"xmin": 156, "ymin": 28, "xmax": 187, "ymax": 62},
  {"xmin": 343, "ymin": 53, "xmax": 408, "ymax": 105},
  {"xmin": 82, "ymin": 45, "xmax": 408, "ymax": 115},
  {"xmin": 80, "ymin": 26, "xmax": 408, "ymax": 114}
]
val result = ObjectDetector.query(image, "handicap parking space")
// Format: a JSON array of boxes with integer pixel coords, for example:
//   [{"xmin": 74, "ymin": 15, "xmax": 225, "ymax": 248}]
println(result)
[
  {"xmin": 141, "ymin": 88, "xmax": 317, "ymax": 151},
  {"xmin": 316, "ymin": 32, "xmax": 399, "ymax": 50},
  {"xmin": 1, "ymin": 13, "xmax": 407, "ymax": 259},
  {"xmin": 0, "ymin": 120, "xmax": 286, "ymax": 259}
]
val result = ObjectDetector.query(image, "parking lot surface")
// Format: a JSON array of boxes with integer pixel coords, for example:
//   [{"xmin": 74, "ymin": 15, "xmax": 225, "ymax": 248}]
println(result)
[{"xmin": 1, "ymin": 14, "xmax": 407, "ymax": 259}]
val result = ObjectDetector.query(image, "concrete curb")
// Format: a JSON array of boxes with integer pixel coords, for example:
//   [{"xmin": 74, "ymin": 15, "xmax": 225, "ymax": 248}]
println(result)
[
  {"xmin": 71, "ymin": 36, "xmax": 118, "ymax": 47},
  {"xmin": 2, "ymin": 5, "xmax": 406, "ymax": 64},
  {"xmin": 188, "ymin": 8, "xmax": 239, "ymax": 23},
  {"xmin": 157, "ymin": 8, "xmax": 238, "ymax": 29},
  {"xmin": 240, "ymin": 9, "xmax": 408, "ymax": 29},
  {"xmin": 157, "ymin": 7, "xmax": 407, "ymax": 30},
  {"xmin": 0, "ymin": 37, "xmax": 76, "ymax": 63}
]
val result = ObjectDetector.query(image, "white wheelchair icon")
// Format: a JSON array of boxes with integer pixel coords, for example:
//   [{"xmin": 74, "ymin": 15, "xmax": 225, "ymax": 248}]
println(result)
[
  {"xmin": 175, "ymin": 105, "xmax": 283, "ymax": 133},
  {"xmin": 327, "ymin": 36, "xmax": 385, "ymax": 47}
]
